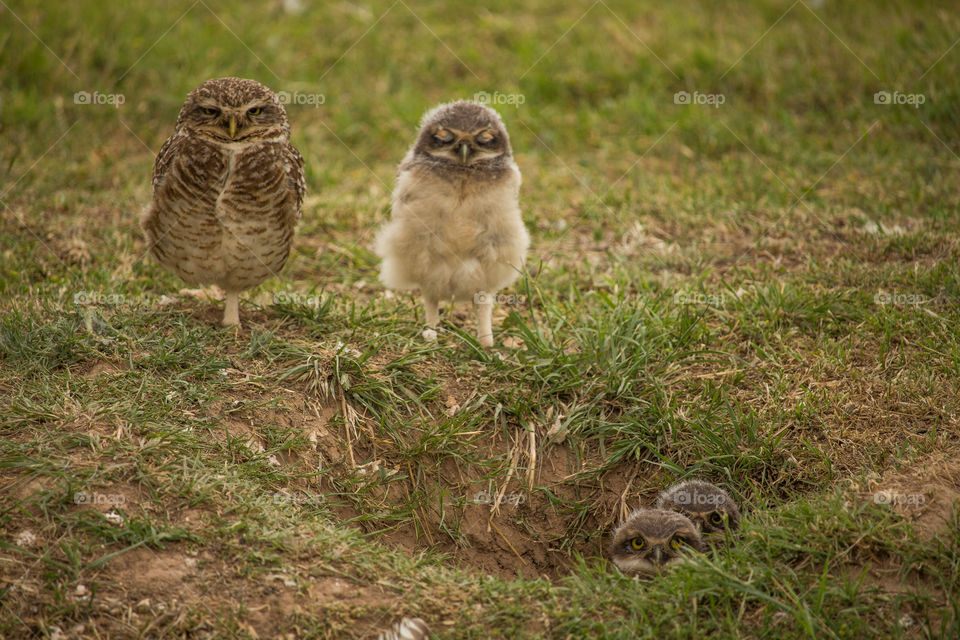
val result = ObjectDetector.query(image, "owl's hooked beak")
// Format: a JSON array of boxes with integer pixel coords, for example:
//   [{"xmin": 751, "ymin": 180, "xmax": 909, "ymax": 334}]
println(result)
[
  {"xmin": 651, "ymin": 545, "xmax": 664, "ymax": 566},
  {"xmin": 228, "ymin": 116, "xmax": 238, "ymax": 139},
  {"xmin": 459, "ymin": 142, "xmax": 470, "ymax": 164}
]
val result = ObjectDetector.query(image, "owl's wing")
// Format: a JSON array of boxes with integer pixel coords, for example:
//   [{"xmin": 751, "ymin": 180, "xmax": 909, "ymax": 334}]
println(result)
[
  {"xmin": 283, "ymin": 143, "xmax": 306, "ymax": 222},
  {"xmin": 151, "ymin": 132, "xmax": 187, "ymax": 192}
]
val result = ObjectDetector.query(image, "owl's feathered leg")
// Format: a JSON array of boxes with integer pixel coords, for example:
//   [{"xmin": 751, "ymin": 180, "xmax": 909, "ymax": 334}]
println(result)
[
  {"xmin": 222, "ymin": 291, "xmax": 241, "ymax": 327},
  {"xmin": 422, "ymin": 296, "xmax": 439, "ymax": 341},
  {"xmin": 475, "ymin": 298, "xmax": 494, "ymax": 347}
]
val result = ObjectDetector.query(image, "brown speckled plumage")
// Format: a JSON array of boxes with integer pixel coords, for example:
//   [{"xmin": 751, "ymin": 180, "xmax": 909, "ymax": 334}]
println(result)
[
  {"xmin": 609, "ymin": 508, "xmax": 703, "ymax": 576},
  {"xmin": 655, "ymin": 480, "xmax": 741, "ymax": 542},
  {"xmin": 142, "ymin": 77, "xmax": 305, "ymax": 327}
]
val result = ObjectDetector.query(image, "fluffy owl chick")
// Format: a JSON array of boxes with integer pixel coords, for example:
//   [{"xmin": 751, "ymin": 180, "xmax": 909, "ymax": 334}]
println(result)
[
  {"xmin": 655, "ymin": 480, "xmax": 741, "ymax": 542},
  {"xmin": 609, "ymin": 508, "xmax": 702, "ymax": 576},
  {"xmin": 377, "ymin": 617, "xmax": 430, "ymax": 640},
  {"xmin": 142, "ymin": 77, "xmax": 305, "ymax": 328},
  {"xmin": 374, "ymin": 101, "xmax": 529, "ymax": 346}
]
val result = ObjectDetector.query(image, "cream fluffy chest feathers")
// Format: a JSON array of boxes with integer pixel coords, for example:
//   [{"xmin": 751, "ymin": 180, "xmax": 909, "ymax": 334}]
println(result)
[{"xmin": 375, "ymin": 101, "xmax": 529, "ymax": 346}]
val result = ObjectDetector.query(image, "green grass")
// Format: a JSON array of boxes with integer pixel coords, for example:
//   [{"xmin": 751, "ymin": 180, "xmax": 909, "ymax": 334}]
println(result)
[{"xmin": 2, "ymin": 0, "xmax": 960, "ymax": 637}]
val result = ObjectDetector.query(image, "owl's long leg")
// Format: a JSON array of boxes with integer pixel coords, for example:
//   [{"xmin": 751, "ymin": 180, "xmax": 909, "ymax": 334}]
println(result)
[
  {"xmin": 222, "ymin": 291, "xmax": 241, "ymax": 327},
  {"xmin": 475, "ymin": 297, "xmax": 494, "ymax": 347},
  {"xmin": 422, "ymin": 295, "xmax": 439, "ymax": 341}
]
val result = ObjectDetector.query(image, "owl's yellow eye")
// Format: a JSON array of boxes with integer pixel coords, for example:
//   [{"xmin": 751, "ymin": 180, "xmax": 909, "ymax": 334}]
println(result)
[
  {"xmin": 248, "ymin": 107, "xmax": 263, "ymax": 116},
  {"xmin": 630, "ymin": 537, "xmax": 645, "ymax": 550},
  {"xmin": 670, "ymin": 537, "xmax": 684, "ymax": 550},
  {"xmin": 201, "ymin": 107, "xmax": 219, "ymax": 116},
  {"xmin": 476, "ymin": 131, "xmax": 494, "ymax": 144},
  {"xmin": 709, "ymin": 512, "xmax": 724, "ymax": 526}
]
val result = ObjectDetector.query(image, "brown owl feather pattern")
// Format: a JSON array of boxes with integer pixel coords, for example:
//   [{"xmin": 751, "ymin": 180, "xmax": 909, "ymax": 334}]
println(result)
[{"xmin": 142, "ymin": 77, "xmax": 305, "ymax": 327}]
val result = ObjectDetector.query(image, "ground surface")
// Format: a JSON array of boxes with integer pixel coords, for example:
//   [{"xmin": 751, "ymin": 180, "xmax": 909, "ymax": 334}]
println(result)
[{"xmin": 1, "ymin": 0, "xmax": 959, "ymax": 638}]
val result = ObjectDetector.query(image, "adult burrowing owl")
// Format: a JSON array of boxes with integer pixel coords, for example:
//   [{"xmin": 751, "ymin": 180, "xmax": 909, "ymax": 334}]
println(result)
[
  {"xmin": 655, "ymin": 480, "xmax": 741, "ymax": 541},
  {"xmin": 374, "ymin": 101, "xmax": 529, "ymax": 346},
  {"xmin": 142, "ymin": 77, "xmax": 305, "ymax": 327},
  {"xmin": 609, "ymin": 508, "xmax": 702, "ymax": 576},
  {"xmin": 377, "ymin": 617, "xmax": 430, "ymax": 640}
]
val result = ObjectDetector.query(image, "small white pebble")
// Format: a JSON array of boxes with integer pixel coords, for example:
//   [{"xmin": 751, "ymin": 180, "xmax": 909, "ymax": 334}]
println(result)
[{"xmin": 15, "ymin": 530, "xmax": 37, "ymax": 548}]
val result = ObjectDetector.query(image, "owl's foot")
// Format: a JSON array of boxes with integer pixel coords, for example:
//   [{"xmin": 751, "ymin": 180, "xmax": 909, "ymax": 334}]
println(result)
[
  {"xmin": 222, "ymin": 291, "xmax": 241, "ymax": 328},
  {"xmin": 422, "ymin": 328, "xmax": 438, "ymax": 341},
  {"xmin": 474, "ymin": 300, "xmax": 494, "ymax": 347}
]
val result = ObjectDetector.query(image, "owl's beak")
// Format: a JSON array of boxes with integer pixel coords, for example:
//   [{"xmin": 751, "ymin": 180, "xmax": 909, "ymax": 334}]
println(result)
[
  {"xmin": 459, "ymin": 142, "xmax": 471, "ymax": 164},
  {"xmin": 228, "ymin": 116, "xmax": 238, "ymax": 139},
  {"xmin": 651, "ymin": 545, "xmax": 664, "ymax": 566}
]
